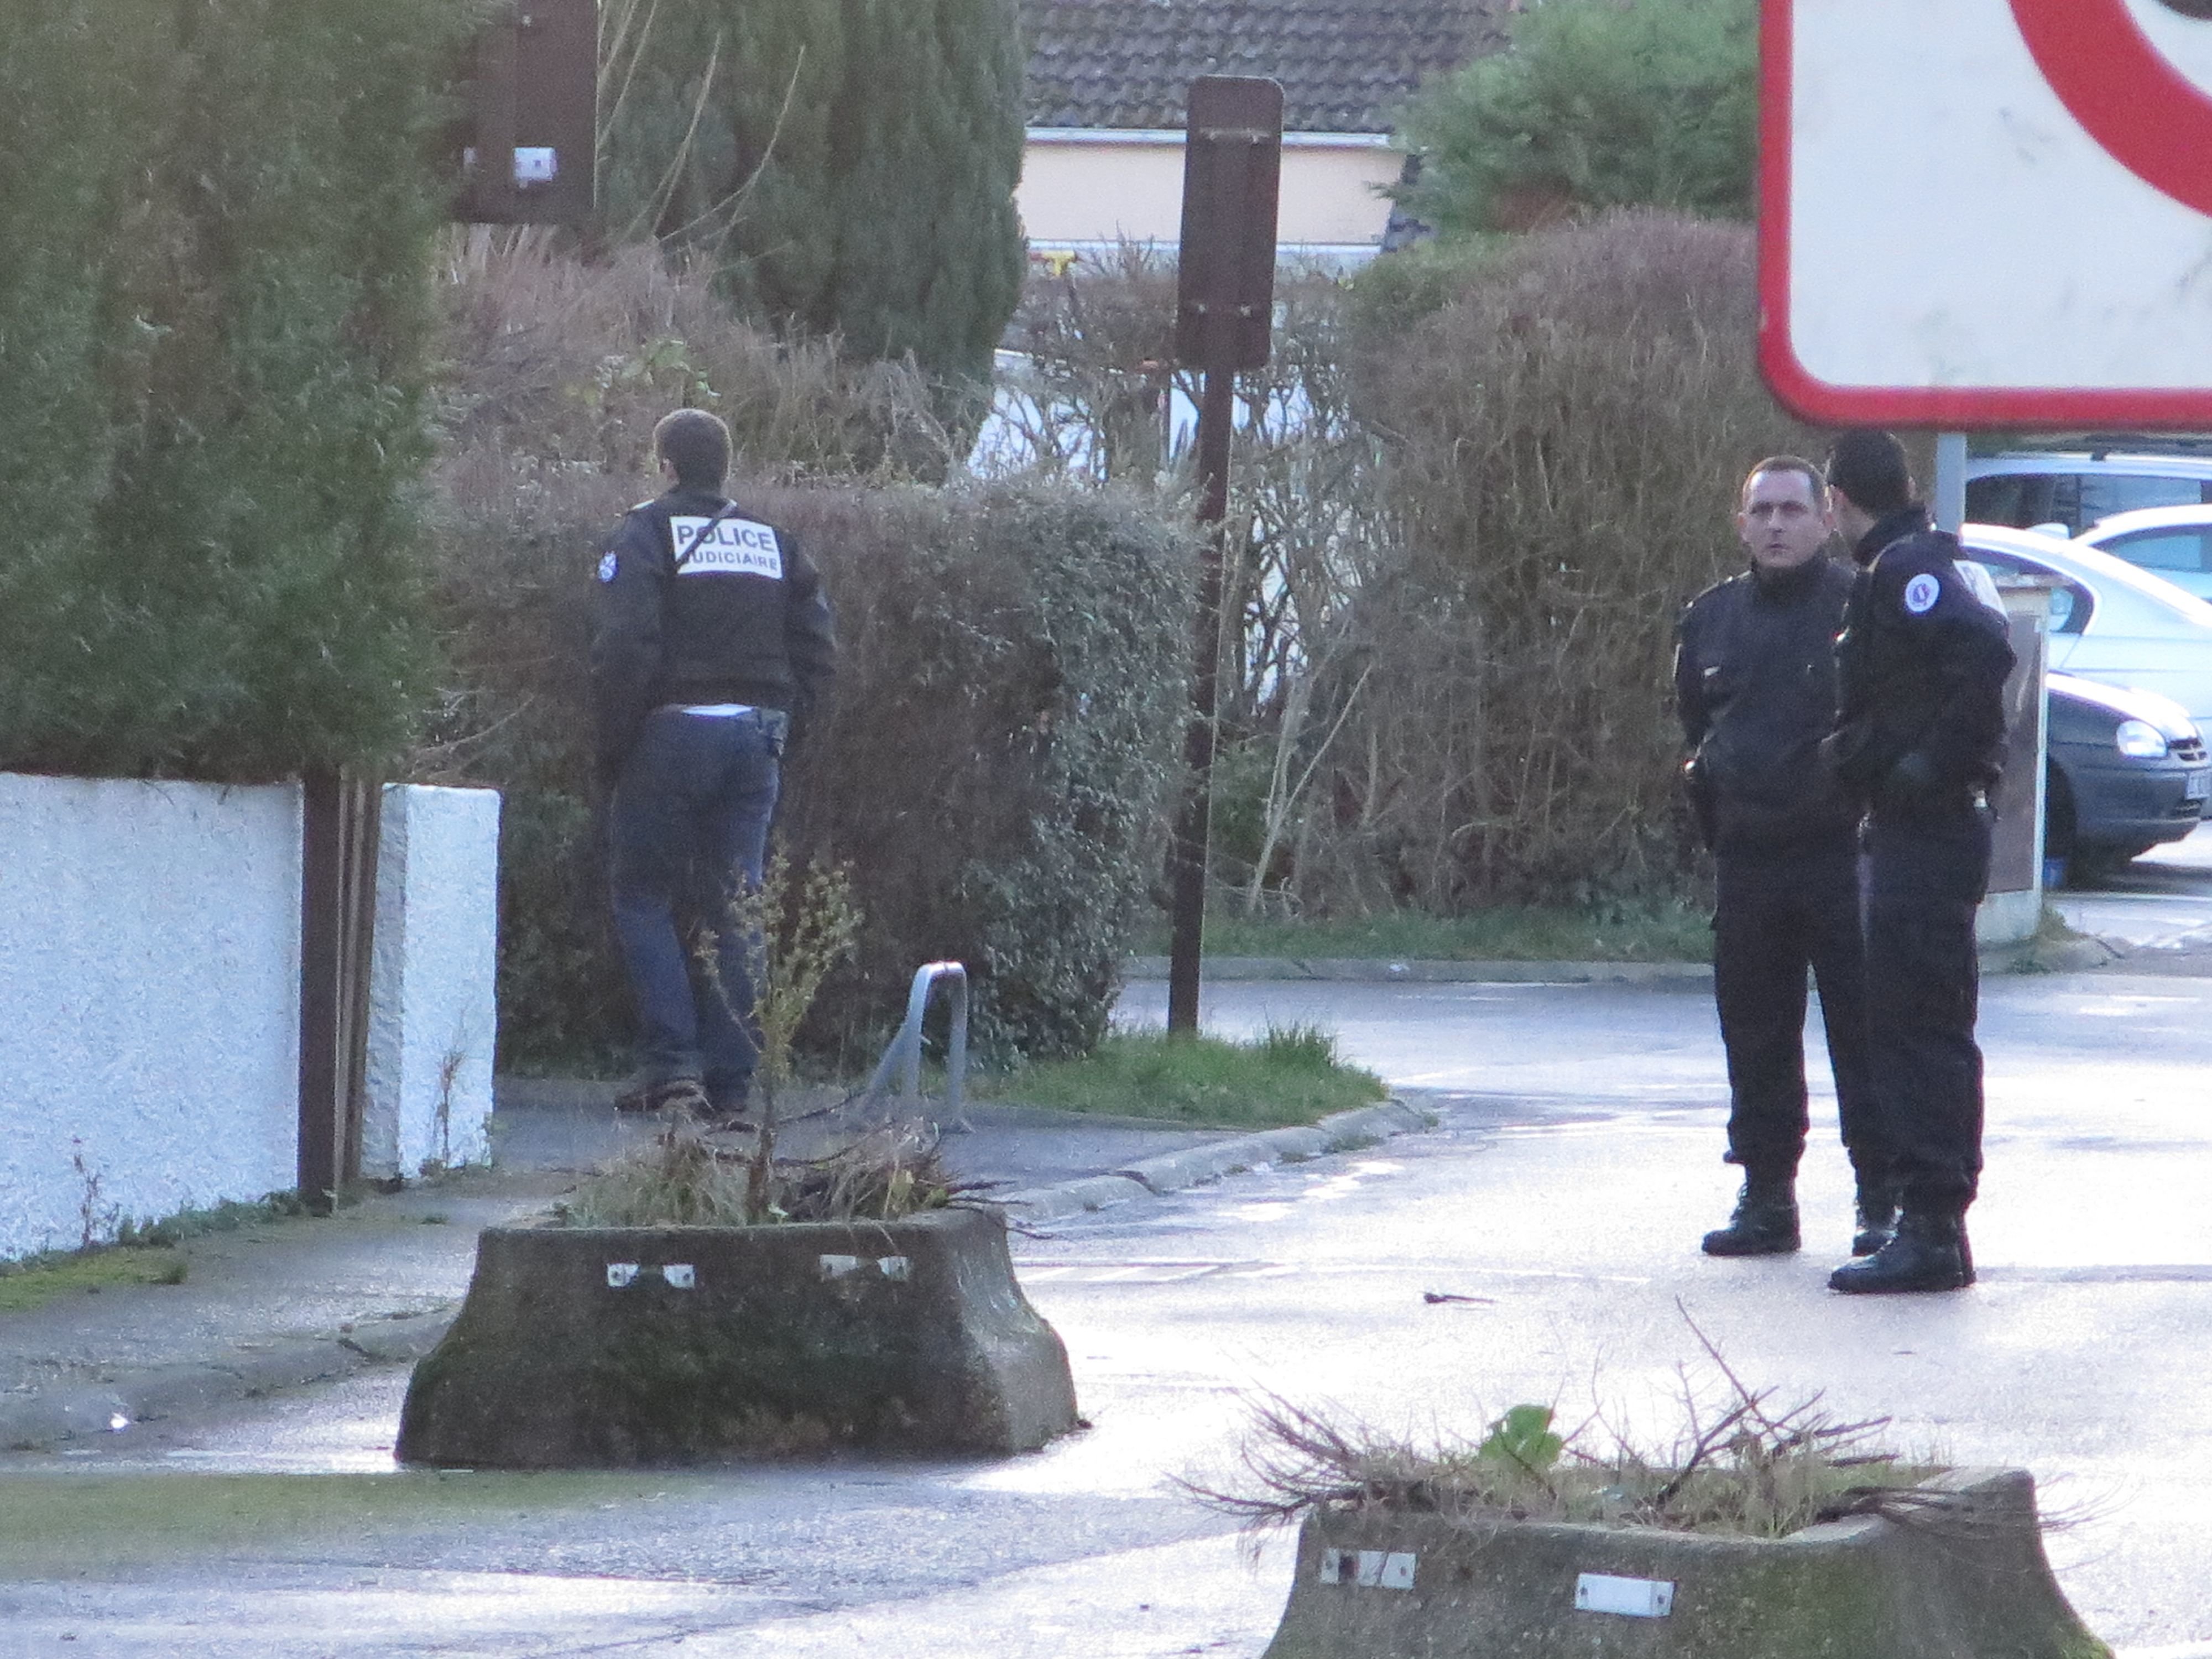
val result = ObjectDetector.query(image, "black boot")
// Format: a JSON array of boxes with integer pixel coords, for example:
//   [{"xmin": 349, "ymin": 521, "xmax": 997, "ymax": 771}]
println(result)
[
  {"xmin": 1828, "ymin": 1208, "xmax": 1974, "ymax": 1293},
  {"xmin": 1701, "ymin": 1176, "xmax": 1801, "ymax": 1256},
  {"xmin": 1850, "ymin": 1180, "xmax": 1899, "ymax": 1258}
]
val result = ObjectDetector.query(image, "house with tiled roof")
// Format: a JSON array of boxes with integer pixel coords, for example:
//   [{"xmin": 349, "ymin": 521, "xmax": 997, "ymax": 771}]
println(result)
[{"xmin": 1016, "ymin": 0, "xmax": 1512, "ymax": 266}]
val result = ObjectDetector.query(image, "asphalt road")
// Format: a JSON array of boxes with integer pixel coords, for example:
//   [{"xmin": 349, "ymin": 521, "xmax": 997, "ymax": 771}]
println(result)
[{"xmin": 4, "ymin": 846, "xmax": 2211, "ymax": 1658}]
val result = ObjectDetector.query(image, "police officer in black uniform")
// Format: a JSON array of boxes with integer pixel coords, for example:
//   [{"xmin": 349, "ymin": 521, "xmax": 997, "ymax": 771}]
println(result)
[
  {"xmin": 1821, "ymin": 431, "xmax": 2013, "ymax": 1295},
  {"xmin": 591, "ymin": 408, "xmax": 836, "ymax": 1121},
  {"xmin": 1678, "ymin": 457, "xmax": 1886, "ymax": 1260}
]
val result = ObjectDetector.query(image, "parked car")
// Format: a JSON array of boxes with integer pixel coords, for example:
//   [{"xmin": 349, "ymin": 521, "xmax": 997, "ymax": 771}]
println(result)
[
  {"xmin": 1966, "ymin": 446, "xmax": 2212, "ymax": 534},
  {"xmin": 1958, "ymin": 524, "xmax": 2212, "ymax": 730},
  {"xmin": 2044, "ymin": 672, "xmax": 2209, "ymax": 879},
  {"xmin": 2075, "ymin": 503, "xmax": 2212, "ymax": 602}
]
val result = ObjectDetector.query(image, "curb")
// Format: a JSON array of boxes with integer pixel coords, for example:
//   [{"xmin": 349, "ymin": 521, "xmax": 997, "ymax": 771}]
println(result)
[
  {"xmin": 1, "ymin": 1104, "xmax": 1442, "ymax": 1449},
  {"xmin": 0, "ymin": 1307, "xmax": 456, "ymax": 1454},
  {"xmin": 1001, "ymin": 1099, "xmax": 1437, "ymax": 1219}
]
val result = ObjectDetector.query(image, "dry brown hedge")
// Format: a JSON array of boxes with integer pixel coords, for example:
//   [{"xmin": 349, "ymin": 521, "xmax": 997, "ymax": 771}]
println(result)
[{"xmin": 1309, "ymin": 212, "xmax": 1828, "ymax": 909}]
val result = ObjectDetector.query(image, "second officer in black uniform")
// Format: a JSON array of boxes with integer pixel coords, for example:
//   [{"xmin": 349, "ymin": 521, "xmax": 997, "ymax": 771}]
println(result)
[
  {"xmin": 1678, "ymin": 456, "xmax": 1886, "ymax": 1260},
  {"xmin": 1822, "ymin": 431, "xmax": 2015, "ymax": 1295}
]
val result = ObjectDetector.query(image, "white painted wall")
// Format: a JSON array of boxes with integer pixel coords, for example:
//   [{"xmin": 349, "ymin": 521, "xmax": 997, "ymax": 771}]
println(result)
[
  {"xmin": 363, "ymin": 785, "xmax": 501, "ymax": 1178},
  {"xmin": 1019, "ymin": 131, "xmax": 1404, "ymax": 252},
  {"xmin": 0, "ymin": 775, "xmax": 302, "ymax": 1259},
  {"xmin": 0, "ymin": 774, "xmax": 504, "ymax": 1260}
]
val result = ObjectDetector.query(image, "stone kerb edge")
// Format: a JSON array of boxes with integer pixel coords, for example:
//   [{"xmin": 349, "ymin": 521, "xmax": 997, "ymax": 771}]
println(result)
[{"xmin": 1004, "ymin": 1098, "xmax": 1436, "ymax": 1214}]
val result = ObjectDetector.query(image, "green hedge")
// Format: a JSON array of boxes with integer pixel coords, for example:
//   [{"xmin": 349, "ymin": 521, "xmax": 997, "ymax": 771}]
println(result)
[
  {"xmin": 765, "ymin": 482, "xmax": 1196, "ymax": 1061},
  {"xmin": 0, "ymin": 0, "xmax": 466, "ymax": 780},
  {"xmin": 456, "ymin": 474, "xmax": 1194, "ymax": 1071}
]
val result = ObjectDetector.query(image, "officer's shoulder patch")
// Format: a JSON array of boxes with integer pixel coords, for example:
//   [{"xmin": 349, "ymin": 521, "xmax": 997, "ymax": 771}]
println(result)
[
  {"xmin": 1902, "ymin": 571, "xmax": 1941, "ymax": 614},
  {"xmin": 597, "ymin": 551, "xmax": 619, "ymax": 584}
]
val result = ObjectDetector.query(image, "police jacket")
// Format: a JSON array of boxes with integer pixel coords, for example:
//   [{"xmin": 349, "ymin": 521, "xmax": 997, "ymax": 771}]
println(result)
[
  {"xmin": 588, "ymin": 485, "xmax": 837, "ymax": 776},
  {"xmin": 1830, "ymin": 506, "xmax": 2015, "ymax": 814},
  {"xmin": 1675, "ymin": 555, "xmax": 1861, "ymax": 855}
]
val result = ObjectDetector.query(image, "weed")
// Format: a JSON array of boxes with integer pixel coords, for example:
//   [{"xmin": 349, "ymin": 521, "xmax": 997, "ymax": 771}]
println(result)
[
  {"xmin": 1182, "ymin": 1311, "xmax": 1957, "ymax": 1540},
  {"xmin": 558, "ymin": 1115, "xmax": 982, "ymax": 1228}
]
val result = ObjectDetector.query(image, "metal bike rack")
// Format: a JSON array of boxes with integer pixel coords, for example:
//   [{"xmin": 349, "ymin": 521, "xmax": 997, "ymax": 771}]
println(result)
[{"xmin": 862, "ymin": 961, "xmax": 970, "ymax": 1130}]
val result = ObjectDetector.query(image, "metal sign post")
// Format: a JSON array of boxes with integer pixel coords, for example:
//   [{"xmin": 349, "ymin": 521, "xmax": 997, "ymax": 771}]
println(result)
[
  {"xmin": 452, "ymin": 0, "xmax": 598, "ymax": 226},
  {"xmin": 1165, "ymin": 76, "xmax": 1282, "ymax": 1036}
]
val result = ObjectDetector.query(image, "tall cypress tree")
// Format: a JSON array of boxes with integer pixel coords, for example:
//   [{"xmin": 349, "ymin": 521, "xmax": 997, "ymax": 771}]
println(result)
[{"xmin": 602, "ymin": 0, "xmax": 1026, "ymax": 390}]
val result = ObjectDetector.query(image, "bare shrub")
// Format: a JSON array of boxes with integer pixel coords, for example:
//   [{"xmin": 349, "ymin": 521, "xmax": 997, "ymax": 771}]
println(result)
[
  {"xmin": 1306, "ymin": 211, "xmax": 1827, "ymax": 908},
  {"xmin": 1001, "ymin": 252, "xmax": 1393, "ymax": 916},
  {"xmin": 1183, "ymin": 1319, "xmax": 1945, "ymax": 1541},
  {"xmin": 559, "ymin": 1116, "xmax": 978, "ymax": 1227}
]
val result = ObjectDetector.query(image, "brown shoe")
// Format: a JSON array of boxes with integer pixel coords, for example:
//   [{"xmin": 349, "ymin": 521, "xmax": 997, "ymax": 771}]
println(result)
[{"xmin": 614, "ymin": 1076, "xmax": 708, "ymax": 1115}]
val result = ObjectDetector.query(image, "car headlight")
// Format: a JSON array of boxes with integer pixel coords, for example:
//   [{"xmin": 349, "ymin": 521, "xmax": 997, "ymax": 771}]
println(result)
[{"xmin": 2115, "ymin": 718, "xmax": 2170, "ymax": 759}]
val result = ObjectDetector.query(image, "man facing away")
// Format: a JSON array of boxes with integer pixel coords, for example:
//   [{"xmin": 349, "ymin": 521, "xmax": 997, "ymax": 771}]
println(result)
[
  {"xmin": 1677, "ymin": 457, "xmax": 1889, "ymax": 1261},
  {"xmin": 589, "ymin": 409, "xmax": 837, "ymax": 1123},
  {"xmin": 1822, "ymin": 430, "xmax": 2015, "ymax": 1295}
]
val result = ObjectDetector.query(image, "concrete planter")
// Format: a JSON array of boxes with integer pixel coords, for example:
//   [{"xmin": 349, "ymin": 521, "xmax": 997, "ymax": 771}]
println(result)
[
  {"xmin": 1260, "ymin": 1468, "xmax": 2110, "ymax": 1659},
  {"xmin": 396, "ymin": 1206, "xmax": 1078, "ymax": 1467}
]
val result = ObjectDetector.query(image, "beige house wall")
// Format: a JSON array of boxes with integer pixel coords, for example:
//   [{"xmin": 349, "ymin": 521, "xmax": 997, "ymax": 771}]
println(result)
[{"xmin": 1018, "ymin": 133, "xmax": 1403, "ymax": 252}]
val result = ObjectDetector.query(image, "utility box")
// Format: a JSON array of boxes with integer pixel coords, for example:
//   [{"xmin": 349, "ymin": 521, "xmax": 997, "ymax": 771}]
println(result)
[{"xmin": 452, "ymin": 0, "xmax": 597, "ymax": 226}]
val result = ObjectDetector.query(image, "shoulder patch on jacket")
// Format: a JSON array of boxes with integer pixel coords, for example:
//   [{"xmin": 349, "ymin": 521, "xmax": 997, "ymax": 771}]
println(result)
[{"xmin": 1902, "ymin": 572, "xmax": 1940, "ymax": 614}]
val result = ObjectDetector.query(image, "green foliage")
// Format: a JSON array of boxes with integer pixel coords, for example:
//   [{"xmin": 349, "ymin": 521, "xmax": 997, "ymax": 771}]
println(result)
[
  {"xmin": 768, "ymin": 481, "xmax": 1197, "ymax": 1061},
  {"xmin": 1397, "ymin": 0, "xmax": 1758, "ymax": 236},
  {"xmin": 1478, "ymin": 1405, "xmax": 1567, "ymax": 1479},
  {"xmin": 994, "ymin": 1025, "xmax": 1387, "ymax": 1129},
  {"xmin": 601, "ymin": 0, "xmax": 1026, "ymax": 390},
  {"xmin": 0, "ymin": 0, "xmax": 463, "ymax": 780}
]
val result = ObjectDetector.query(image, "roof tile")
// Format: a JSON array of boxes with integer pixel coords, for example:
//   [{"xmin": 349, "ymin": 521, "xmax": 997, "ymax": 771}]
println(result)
[{"xmin": 1021, "ymin": 0, "xmax": 1510, "ymax": 135}]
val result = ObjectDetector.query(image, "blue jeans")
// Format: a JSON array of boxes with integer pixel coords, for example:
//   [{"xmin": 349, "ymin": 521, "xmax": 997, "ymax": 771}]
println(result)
[{"xmin": 608, "ymin": 708, "xmax": 781, "ymax": 1104}]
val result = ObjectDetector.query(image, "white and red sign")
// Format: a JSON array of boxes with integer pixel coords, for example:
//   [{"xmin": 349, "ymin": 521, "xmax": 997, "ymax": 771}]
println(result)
[{"xmin": 1762, "ymin": 0, "xmax": 2212, "ymax": 427}]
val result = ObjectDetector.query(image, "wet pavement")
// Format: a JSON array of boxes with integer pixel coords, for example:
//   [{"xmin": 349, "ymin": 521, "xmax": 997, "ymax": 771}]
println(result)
[{"xmin": 4, "ymin": 846, "xmax": 2212, "ymax": 1657}]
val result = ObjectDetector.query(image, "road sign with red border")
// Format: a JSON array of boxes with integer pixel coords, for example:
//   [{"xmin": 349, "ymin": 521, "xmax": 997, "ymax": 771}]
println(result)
[{"xmin": 1761, "ymin": 0, "xmax": 2212, "ymax": 428}]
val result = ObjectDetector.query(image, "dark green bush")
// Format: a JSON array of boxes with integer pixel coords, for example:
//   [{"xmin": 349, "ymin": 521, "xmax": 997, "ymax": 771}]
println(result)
[
  {"xmin": 446, "ymin": 476, "xmax": 1192, "ymax": 1070},
  {"xmin": 0, "ymin": 0, "xmax": 466, "ymax": 780},
  {"xmin": 765, "ymin": 482, "xmax": 1195, "ymax": 1061},
  {"xmin": 599, "ymin": 0, "xmax": 1026, "ymax": 390},
  {"xmin": 1397, "ymin": 0, "xmax": 1757, "ymax": 236}
]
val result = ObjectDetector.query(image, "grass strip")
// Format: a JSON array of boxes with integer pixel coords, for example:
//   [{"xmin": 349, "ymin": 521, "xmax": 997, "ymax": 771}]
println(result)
[
  {"xmin": 1135, "ymin": 901, "xmax": 1713, "ymax": 964},
  {"xmin": 988, "ymin": 1024, "xmax": 1387, "ymax": 1129}
]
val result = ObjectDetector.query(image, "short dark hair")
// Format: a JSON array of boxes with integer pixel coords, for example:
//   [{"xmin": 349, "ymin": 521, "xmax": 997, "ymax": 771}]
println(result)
[
  {"xmin": 1825, "ymin": 430, "xmax": 1913, "ymax": 515},
  {"xmin": 653, "ymin": 408, "xmax": 731, "ymax": 489},
  {"xmin": 1741, "ymin": 455, "xmax": 1828, "ymax": 508}
]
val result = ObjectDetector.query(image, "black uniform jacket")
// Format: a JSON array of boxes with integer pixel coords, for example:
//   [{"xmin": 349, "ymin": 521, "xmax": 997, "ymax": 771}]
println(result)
[
  {"xmin": 588, "ymin": 486, "xmax": 837, "ymax": 778},
  {"xmin": 1830, "ymin": 506, "xmax": 2015, "ymax": 812},
  {"xmin": 1676, "ymin": 556, "xmax": 1861, "ymax": 856}
]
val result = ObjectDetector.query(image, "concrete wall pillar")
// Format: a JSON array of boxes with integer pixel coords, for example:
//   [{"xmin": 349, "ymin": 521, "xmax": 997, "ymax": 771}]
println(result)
[{"xmin": 362, "ymin": 785, "xmax": 502, "ymax": 1179}]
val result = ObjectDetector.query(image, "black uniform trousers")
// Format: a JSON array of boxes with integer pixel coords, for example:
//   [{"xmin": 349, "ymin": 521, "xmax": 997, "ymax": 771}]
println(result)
[
  {"xmin": 1712, "ymin": 839, "xmax": 1881, "ymax": 1186},
  {"xmin": 1863, "ymin": 802, "xmax": 1992, "ymax": 1214}
]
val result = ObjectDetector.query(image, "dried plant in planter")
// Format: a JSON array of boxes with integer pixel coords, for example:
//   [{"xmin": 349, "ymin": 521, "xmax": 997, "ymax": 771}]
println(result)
[
  {"xmin": 1183, "ymin": 1314, "xmax": 1989, "ymax": 1542},
  {"xmin": 559, "ymin": 1114, "xmax": 995, "ymax": 1227}
]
